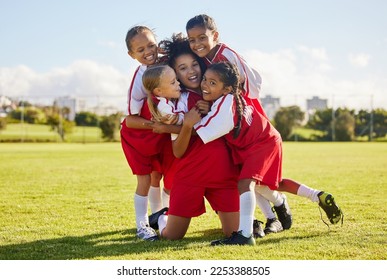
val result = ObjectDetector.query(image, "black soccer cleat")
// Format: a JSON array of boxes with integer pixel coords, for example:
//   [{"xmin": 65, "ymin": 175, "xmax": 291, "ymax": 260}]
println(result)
[
  {"xmin": 148, "ymin": 207, "xmax": 168, "ymax": 230},
  {"xmin": 253, "ymin": 219, "xmax": 265, "ymax": 238},
  {"xmin": 211, "ymin": 231, "xmax": 256, "ymax": 246},
  {"xmin": 274, "ymin": 193, "xmax": 292, "ymax": 230},
  {"xmin": 318, "ymin": 192, "xmax": 343, "ymax": 225}
]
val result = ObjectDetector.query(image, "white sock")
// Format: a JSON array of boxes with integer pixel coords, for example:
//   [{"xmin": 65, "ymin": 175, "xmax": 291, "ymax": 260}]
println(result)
[
  {"xmin": 238, "ymin": 191, "xmax": 256, "ymax": 238},
  {"xmin": 297, "ymin": 184, "xmax": 321, "ymax": 202},
  {"xmin": 158, "ymin": 214, "xmax": 168, "ymax": 237},
  {"xmin": 148, "ymin": 186, "xmax": 162, "ymax": 213},
  {"xmin": 256, "ymin": 185, "xmax": 283, "ymax": 207},
  {"xmin": 134, "ymin": 194, "xmax": 148, "ymax": 229},
  {"xmin": 255, "ymin": 192, "xmax": 276, "ymax": 219},
  {"xmin": 162, "ymin": 189, "xmax": 170, "ymax": 208}
]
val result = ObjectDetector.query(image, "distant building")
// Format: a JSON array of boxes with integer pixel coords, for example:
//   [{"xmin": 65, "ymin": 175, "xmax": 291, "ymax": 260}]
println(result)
[
  {"xmin": 0, "ymin": 95, "xmax": 13, "ymax": 107},
  {"xmin": 90, "ymin": 105, "xmax": 121, "ymax": 116},
  {"xmin": 0, "ymin": 95, "xmax": 17, "ymax": 117},
  {"xmin": 54, "ymin": 96, "xmax": 86, "ymax": 121},
  {"xmin": 261, "ymin": 95, "xmax": 280, "ymax": 120},
  {"xmin": 306, "ymin": 96, "xmax": 328, "ymax": 115}
]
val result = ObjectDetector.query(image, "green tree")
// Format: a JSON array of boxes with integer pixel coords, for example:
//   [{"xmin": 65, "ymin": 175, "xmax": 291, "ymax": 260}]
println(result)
[
  {"xmin": 334, "ymin": 111, "xmax": 355, "ymax": 141},
  {"xmin": 0, "ymin": 117, "xmax": 6, "ymax": 132},
  {"xmin": 75, "ymin": 111, "xmax": 99, "ymax": 126},
  {"xmin": 371, "ymin": 108, "xmax": 387, "ymax": 139},
  {"xmin": 273, "ymin": 106, "xmax": 304, "ymax": 140},
  {"xmin": 307, "ymin": 108, "xmax": 357, "ymax": 141},
  {"xmin": 10, "ymin": 107, "xmax": 46, "ymax": 124},
  {"xmin": 99, "ymin": 113, "xmax": 123, "ymax": 141},
  {"xmin": 46, "ymin": 106, "xmax": 75, "ymax": 141}
]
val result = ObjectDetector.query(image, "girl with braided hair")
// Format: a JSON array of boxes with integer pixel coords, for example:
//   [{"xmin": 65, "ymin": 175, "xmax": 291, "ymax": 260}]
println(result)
[
  {"xmin": 179, "ymin": 61, "xmax": 289, "ymax": 245},
  {"xmin": 186, "ymin": 14, "xmax": 343, "ymax": 235}
]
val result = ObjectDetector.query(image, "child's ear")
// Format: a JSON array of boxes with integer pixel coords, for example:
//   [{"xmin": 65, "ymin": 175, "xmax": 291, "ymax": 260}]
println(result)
[
  {"xmin": 153, "ymin": 87, "xmax": 162, "ymax": 96},
  {"xmin": 222, "ymin": 85, "xmax": 232, "ymax": 95},
  {"xmin": 128, "ymin": 51, "xmax": 135, "ymax": 59},
  {"xmin": 213, "ymin": 31, "xmax": 220, "ymax": 42}
]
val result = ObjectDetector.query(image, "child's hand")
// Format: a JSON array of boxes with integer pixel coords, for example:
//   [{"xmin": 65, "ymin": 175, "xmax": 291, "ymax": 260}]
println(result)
[
  {"xmin": 144, "ymin": 121, "xmax": 167, "ymax": 134},
  {"xmin": 183, "ymin": 107, "xmax": 202, "ymax": 128},
  {"xmin": 195, "ymin": 100, "xmax": 211, "ymax": 115}
]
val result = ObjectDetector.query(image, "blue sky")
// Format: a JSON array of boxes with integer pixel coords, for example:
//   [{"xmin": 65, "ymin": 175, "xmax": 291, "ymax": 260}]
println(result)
[{"xmin": 1, "ymin": 0, "xmax": 386, "ymax": 112}]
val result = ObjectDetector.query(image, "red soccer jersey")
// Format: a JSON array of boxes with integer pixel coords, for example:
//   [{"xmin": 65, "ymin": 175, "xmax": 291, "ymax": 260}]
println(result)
[
  {"xmin": 194, "ymin": 94, "xmax": 282, "ymax": 189},
  {"xmin": 202, "ymin": 43, "xmax": 268, "ymax": 119}
]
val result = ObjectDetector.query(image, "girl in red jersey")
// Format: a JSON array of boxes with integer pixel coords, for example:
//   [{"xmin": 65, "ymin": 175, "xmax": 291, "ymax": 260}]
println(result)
[
  {"xmin": 181, "ymin": 62, "xmax": 342, "ymax": 245},
  {"xmin": 146, "ymin": 35, "xmax": 240, "ymax": 241},
  {"xmin": 121, "ymin": 26, "xmax": 172, "ymax": 241},
  {"xmin": 186, "ymin": 15, "xmax": 343, "ymax": 231}
]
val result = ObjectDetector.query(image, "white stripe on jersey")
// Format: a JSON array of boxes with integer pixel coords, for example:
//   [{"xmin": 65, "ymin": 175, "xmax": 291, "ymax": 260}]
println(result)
[
  {"xmin": 127, "ymin": 65, "xmax": 148, "ymax": 115},
  {"xmin": 220, "ymin": 46, "xmax": 262, "ymax": 100},
  {"xmin": 194, "ymin": 95, "xmax": 235, "ymax": 144},
  {"xmin": 157, "ymin": 92, "xmax": 189, "ymax": 141}
]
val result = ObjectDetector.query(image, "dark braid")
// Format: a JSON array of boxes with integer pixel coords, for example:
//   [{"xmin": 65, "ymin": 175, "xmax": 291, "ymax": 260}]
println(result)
[{"xmin": 207, "ymin": 62, "xmax": 244, "ymax": 138}]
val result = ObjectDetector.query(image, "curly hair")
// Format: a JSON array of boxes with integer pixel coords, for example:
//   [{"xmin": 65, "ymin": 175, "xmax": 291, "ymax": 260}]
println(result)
[{"xmin": 158, "ymin": 33, "xmax": 206, "ymax": 89}]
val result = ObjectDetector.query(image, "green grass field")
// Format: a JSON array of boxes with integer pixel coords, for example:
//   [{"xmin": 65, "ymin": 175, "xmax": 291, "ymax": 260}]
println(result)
[
  {"xmin": 0, "ymin": 123, "xmax": 103, "ymax": 142},
  {"xmin": 0, "ymin": 142, "xmax": 386, "ymax": 260}
]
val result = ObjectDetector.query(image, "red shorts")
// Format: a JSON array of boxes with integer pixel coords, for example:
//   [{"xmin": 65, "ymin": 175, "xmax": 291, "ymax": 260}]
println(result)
[
  {"xmin": 168, "ymin": 137, "xmax": 239, "ymax": 217},
  {"xmin": 168, "ymin": 182, "xmax": 239, "ymax": 218},
  {"xmin": 238, "ymin": 139, "xmax": 282, "ymax": 190},
  {"xmin": 159, "ymin": 139, "xmax": 176, "ymax": 191},
  {"xmin": 120, "ymin": 120, "xmax": 169, "ymax": 175}
]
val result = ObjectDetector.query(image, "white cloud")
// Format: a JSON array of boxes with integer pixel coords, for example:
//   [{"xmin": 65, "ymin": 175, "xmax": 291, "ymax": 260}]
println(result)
[
  {"xmin": 243, "ymin": 48, "xmax": 386, "ymax": 110},
  {"xmin": 1, "ymin": 50, "xmax": 386, "ymax": 114},
  {"xmin": 0, "ymin": 60, "xmax": 132, "ymax": 112},
  {"xmin": 348, "ymin": 53, "xmax": 371, "ymax": 68}
]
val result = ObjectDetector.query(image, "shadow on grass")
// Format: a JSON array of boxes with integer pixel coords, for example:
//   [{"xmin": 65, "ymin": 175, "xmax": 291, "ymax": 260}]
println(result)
[
  {"xmin": 0, "ymin": 227, "xmax": 333, "ymax": 260},
  {"xmin": 0, "ymin": 228, "xmax": 223, "ymax": 260}
]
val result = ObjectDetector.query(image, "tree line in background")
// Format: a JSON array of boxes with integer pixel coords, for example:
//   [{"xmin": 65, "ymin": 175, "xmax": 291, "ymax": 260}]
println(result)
[
  {"xmin": 273, "ymin": 106, "xmax": 386, "ymax": 141},
  {"xmin": 0, "ymin": 102, "xmax": 386, "ymax": 142},
  {"xmin": 0, "ymin": 102, "xmax": 123, "ymax": 142}
]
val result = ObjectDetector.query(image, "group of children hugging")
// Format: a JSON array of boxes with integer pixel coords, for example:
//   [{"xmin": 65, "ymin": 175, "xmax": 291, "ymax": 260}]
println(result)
[{"xmin": 120, "ymin": 14, "xmax": 343, "ymax": 246}]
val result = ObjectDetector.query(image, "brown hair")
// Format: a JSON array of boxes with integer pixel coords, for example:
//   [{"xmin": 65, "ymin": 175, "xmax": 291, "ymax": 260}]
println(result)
[
  {"xmin": 125, "ymin": 26, "xmax": 155, "ymax": 52},
  {"xmin": 186, "ymin": 14, "xmax": 219, "ymax": 43}
]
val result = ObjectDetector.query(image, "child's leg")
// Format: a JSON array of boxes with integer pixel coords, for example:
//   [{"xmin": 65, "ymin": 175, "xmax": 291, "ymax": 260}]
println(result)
[
  {"xmin": 255, "ymin": 192, "xmax": 283, "ymax": 234},
  {"xmin": 254, "ymin": 191, "xmax": 276, "ymax": 220},
  {"xmin": 278, "ymin": 179, "xmax": 343, "ymax": 225},
  {"xmin": 256, "ymin": 185, "xmax": 292, "ymax": 230},
  {"xmin": 160, "ymin": 214, "xmax": 191, "ymax": 240},
  {"xmin": 161, "ymin": 188, "xmax": 170, "ymax": 208},
  {"xmin": 217, "ymin": 211, "xmax": 239, "ymax": 237},
  {"xmin": 134, "ymin": 174, "xmax": 158, "ymax": 240},
  {"xmin": 149, "ymin": 171, "xmax": 162, "ymax": 213},
  {"xmin": 134, "ymin": 174, "xmax": 151, "ymax": 227},
  {"xmin": 237, "ymin": 179, "xmax": 256, "ymax": 238},
  {"xmin": 278, "ymin": 178, "xmax": 320, "ymax": 202},
  {"xmin": 209, "ymin": 180, "xmax": 256, "ymax": 246}
]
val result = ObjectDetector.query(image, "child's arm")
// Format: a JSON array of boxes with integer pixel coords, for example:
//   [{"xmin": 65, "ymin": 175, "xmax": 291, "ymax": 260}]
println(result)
[
  {"xmin": 125, "ymin": 115, "xmax": 154, "ymax": 130},
  {"xmin": 172, "ymin": 107, "xmax": 202, "ymax": 158},
  {"xmin": 146, "ymin": 122, "xmax": 181, "ymax": 134}
]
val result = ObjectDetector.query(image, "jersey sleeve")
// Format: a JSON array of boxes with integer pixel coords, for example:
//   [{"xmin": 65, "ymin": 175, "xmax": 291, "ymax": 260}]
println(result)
[
  {"xmin": 222, "ymin": 47, "xmax": 262, "ymax": 100},
  {"xmin": 194, "ymin": 95, "xmax": 235, "ymax": 144},
  {"xmin": 127, "ymin": 66, "xmax": 147, "ymax": 115}
]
